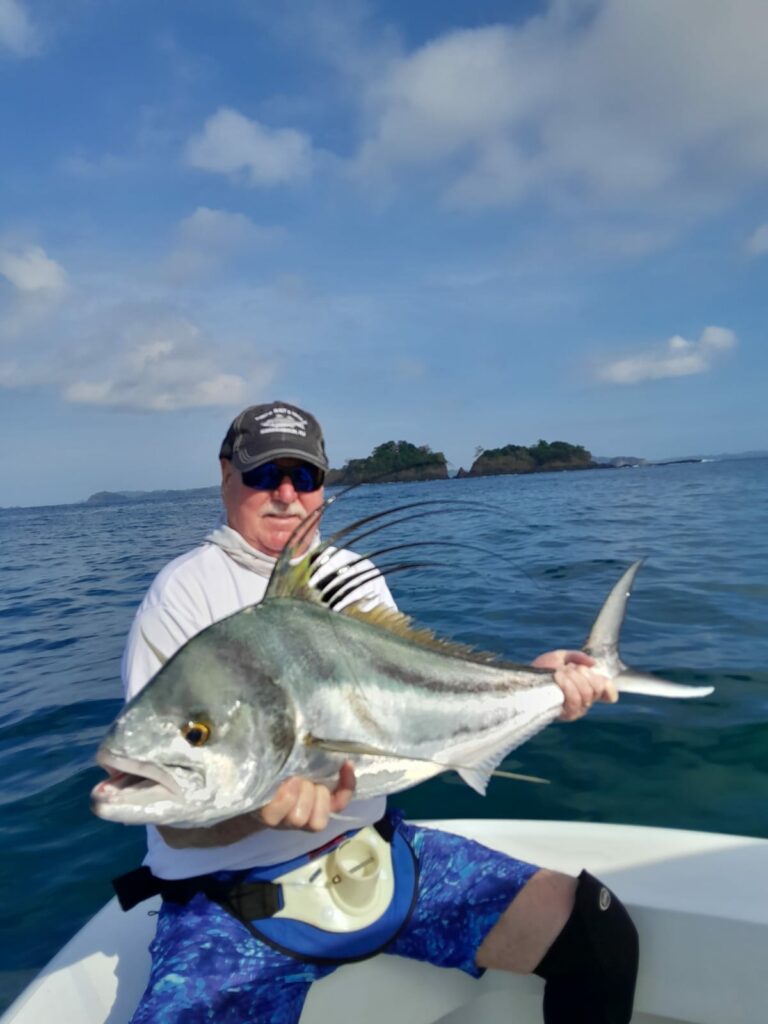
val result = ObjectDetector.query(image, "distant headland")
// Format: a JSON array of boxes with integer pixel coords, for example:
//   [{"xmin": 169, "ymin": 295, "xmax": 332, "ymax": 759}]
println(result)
[{"xmin": 84, "ymin": 486, "xmax": 219, "ymax": 506}]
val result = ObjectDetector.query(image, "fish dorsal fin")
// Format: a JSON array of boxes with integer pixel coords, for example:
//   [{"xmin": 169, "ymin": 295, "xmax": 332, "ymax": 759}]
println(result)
[
  {"xmin": 338, "ymin": 602, "xmax": 500, "ymax": 666},
  {"xmin": 263, "ymin": 496, "xmax": 485, "ymax": 605},
  {"xmin": 264, "ymin": 556, "xmax": 500, "ymax": 665}
]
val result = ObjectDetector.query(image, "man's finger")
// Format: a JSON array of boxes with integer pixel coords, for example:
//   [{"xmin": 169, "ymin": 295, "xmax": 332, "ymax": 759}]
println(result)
[
  {"xmin": 330, "ymin": 761, "xmax": 356, "ymax": 813},
  {"xmin": 258, "ymin": 777, "xmax": 300, "ymax": 827},
  {"xmin": 600, "ymin": 679, "xmax": 620, "ymax": 704},
  {"xmin": 562, "ymin": 650, "xmax": 596, "ymax": 668},
  {"xmin": 555, "ymin": 674, "xmax": 582, "ymax": 720},
  {"xmin": 287, "ymin": 779, "xmax": 316, "ymax": 828},
  {"xmin": 307, "ymin": 785, "xmax": 332, "ymax": 832}
]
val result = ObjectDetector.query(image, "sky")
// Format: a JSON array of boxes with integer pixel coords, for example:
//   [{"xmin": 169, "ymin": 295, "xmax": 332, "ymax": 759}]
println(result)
[{"xmin": 1, "ymin": 0, "xmax": 767, "ymax": 507}]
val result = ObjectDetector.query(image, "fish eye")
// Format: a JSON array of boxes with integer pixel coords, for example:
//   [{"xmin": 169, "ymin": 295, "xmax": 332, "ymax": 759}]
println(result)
[{"xmin": 181, "ymin": 721, "xmax": 211, "ymax": 747}]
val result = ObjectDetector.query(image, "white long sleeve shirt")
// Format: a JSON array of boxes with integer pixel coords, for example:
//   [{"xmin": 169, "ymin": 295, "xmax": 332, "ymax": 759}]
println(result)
[{"xmin": 122, "ymin": 540, "xmax": 395, "ymax": 879}]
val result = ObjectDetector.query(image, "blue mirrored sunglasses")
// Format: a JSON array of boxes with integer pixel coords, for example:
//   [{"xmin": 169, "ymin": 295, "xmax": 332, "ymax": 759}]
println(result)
[{"xmin": 241, "ymin": 461, "xmax": 324, "ymax": 493}]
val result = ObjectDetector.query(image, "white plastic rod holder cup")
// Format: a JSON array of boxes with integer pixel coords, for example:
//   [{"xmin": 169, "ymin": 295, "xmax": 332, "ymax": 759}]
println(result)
[{"xmin": 329, "ymin": 837, "xmax": 381, "ymax": 910}]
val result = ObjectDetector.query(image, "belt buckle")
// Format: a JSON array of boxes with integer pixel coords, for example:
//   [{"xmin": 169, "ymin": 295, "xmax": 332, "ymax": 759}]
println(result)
[{"xmin": 272, "ymin": 825, "xmax": 395, "ymax": 932}]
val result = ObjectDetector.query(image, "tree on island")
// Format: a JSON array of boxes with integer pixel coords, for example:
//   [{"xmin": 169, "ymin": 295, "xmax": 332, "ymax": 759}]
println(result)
[
  {"xmin": 528, "ymin": 439, "xmax": 591, "ymax": 466},
  {"xmin": 328, "ymin": 440, "xmax": 449, "ymax": 484},
  {"xmin": 467, "ymin": 439, "xmax": 593, "ymax": 476}
]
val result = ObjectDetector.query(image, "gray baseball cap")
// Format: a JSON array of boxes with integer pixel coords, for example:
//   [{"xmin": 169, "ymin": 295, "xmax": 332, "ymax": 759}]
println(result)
[{"xmin": 219, "ymin": 401, "xmax": 329, "ymax": 472}]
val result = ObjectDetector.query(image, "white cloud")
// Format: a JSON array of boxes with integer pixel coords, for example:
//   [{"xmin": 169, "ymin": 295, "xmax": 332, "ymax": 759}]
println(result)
[
  {"xmin": 745, "ymin": 223, "xmax": 768, "ymax": 257},
  {"xmin": 178, "ymin": 207, "xmax": 258, "ymax": 248},
  {"xmin": 165, "ymin": 207, "xmax": 283, "ymax": 282},
  {"xmin": 62, "ymin": 316, "xmax": 270, "ymax": 411},
  {"xmin": 0, "ymin": 0, "xmax": 38, "ymax": 56},
  {"xmin": 354, "ymin": 1, "xmax": 768, "ymax": 210},
  {"xmin": 0, "ymin": 268, "xmax": 276, "ymax": 410},
  {"xmin": 598, "ymin": 326, "xmax": 737, "ymax": 385},
  {"xmin": 185, "ymin": 108, "xmax": 313, "ymax": 185},
  {"xmin": 247, "ymin": 0, "xmax": 401, "ymax": 85},
  {"xmin": 0, "ymin": 245, "xmax": 67, "ymax": 294}
]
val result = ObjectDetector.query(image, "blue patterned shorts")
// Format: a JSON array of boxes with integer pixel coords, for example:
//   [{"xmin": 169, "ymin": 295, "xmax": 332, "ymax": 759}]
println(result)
[{"xmin": 130, "ymin": 817, "xmax": 539, "ymax": 1024}]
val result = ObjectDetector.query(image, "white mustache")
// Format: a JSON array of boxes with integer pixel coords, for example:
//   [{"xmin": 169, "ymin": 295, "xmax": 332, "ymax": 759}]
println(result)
[{"xmin": 260, "ymin": 502, "xmax": 306, "ymax": 518}]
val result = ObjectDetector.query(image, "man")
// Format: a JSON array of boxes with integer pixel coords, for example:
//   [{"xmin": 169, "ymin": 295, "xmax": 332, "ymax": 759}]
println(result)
[{"xmin": 121, "ymin": 401, "xmax": 638, "ymax": 1023}]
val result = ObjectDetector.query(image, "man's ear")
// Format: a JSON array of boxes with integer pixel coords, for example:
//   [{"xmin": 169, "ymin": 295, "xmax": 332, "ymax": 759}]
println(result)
[{"xmin": 220, "ymin": 458, "xmax": 234, "ymax": 485}]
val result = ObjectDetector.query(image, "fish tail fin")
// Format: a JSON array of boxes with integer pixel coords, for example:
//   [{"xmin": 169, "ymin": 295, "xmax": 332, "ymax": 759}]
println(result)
[
  {"xmin": 615, "ymin": 670, "xmax": 714, "ymax": 698},
  {"xmin": 583, "ymin": 560, "xmax": 714, "ymax": 698}
]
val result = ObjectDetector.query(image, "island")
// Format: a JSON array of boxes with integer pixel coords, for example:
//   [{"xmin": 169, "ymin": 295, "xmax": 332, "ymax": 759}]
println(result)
[
  {"xmin": 456, "ymin": 439, "xmax": 594, "ymax": 478},
  {"xmin": 73, "ymin": 443, "xmax": 761, "ymax": 509},
  {"xmin": 326, "ymin": 440, "xmax": 449, "ymax": 485}
]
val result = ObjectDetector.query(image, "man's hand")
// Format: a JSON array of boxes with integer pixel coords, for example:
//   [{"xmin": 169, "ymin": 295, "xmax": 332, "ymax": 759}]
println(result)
[
  {"xmin": 257, "ymin": 761, "xmax": 357, "ymax": 831},
  {"xmin": 158, "ymin": 762, "xmax": 357, "ymax": 849},
  {"xmin": 532, "ymin": 650, "xmax": 618, "ymax": 722}
]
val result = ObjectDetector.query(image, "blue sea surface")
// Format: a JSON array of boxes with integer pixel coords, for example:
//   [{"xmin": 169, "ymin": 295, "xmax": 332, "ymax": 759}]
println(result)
[{"xmin": 1, "ymin": 459, "xmax": 767, "ymax": 1010}]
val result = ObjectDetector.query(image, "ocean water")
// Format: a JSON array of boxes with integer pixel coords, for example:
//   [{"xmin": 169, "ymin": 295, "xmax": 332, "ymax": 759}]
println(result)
[{"xmin": 1, "ymin": 459, "xmax": 767, "ymax": 1010}]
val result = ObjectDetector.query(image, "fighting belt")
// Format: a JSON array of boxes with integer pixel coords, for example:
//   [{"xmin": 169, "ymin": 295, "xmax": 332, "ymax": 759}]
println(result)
[{"xmin": 113, "ymin": 814, "xmax": 419, "ymax": 965}]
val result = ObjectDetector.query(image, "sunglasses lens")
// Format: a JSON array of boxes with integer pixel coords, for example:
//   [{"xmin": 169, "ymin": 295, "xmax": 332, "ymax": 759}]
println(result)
[
  {"xmin": 291, "ymin": 464, "xmax": 320, "ymax": 492},
  {"xmin": 242, "ymin": 464, "xmax": 280, "ymax": 490},
  {"xmin": 241, "ymin": 462, "xmax": 323, "ymax": 492}
]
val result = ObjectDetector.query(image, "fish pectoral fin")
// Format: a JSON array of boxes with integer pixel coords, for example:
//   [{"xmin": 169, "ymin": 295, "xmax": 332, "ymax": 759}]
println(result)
[
  {"xmin": 304, "ymin": 736, "xmax": 399, "ymax": 757},
  {"xmin": 305, "ymin": 736, "xmax": 549, "ymax": 792}
]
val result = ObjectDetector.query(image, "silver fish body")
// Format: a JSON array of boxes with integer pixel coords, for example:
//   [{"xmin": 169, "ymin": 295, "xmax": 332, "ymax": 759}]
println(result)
[{"xmin": 91, "ymin": 558, "xmax": 712, "ymax": 828}]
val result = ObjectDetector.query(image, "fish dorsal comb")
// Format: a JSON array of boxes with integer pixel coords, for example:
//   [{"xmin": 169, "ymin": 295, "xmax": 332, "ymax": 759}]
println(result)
[
  {"xmin": 264, "ymin": 550, "xmax": 325, "ymax": 604},
  {"xmin": 263, "ymin": 496, "xmax": 482, "ymax": 604},
  {"xmin": 339, "ymin": 602, "xmax": 500, "ymax": 665}
]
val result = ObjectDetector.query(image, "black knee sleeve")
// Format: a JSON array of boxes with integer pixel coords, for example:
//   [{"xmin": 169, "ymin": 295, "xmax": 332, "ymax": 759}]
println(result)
[{"xmin": 533, "ymin": 870, "xmax": 639, "ymax": 1024}]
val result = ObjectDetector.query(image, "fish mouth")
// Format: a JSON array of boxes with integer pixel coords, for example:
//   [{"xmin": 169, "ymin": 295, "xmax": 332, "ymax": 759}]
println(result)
[{"xmin": 91, "ymin": 752, "xmax": 196, "ymax": 808}]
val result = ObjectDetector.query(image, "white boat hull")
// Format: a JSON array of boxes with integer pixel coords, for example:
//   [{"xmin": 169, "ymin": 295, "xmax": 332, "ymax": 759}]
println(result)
[{"xmin": 3, "ymin": 820, "xmax": 767, "ymax": 1024}]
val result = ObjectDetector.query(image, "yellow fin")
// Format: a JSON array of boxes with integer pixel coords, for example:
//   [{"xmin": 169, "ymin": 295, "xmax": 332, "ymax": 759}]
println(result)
[
  {"xmin": 263, "ymin": 551, "xmax": 324, "ymax": 604},
  {"xmin": 339, "ymin": 602, "xmax": 501, "ymax": 666}
]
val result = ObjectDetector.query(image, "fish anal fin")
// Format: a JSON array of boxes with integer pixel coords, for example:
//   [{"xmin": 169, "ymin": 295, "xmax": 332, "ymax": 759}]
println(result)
[
  {"xmin": 456, "ymin": 765, "xmax": 549, "ymax": 794},
  {"xmin": 456, "ymin": 766, "xmax": 492, "ymax": 795}
]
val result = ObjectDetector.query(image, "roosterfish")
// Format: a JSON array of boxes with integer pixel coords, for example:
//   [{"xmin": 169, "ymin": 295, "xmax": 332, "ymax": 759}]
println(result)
[{"xmin": 91, "ymin": 499, "xmax": 712, "ymax": 827}]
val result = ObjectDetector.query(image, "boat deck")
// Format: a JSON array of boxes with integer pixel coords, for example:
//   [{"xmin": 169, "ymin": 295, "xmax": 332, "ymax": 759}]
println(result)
[{"xmin": 3, "ymin": 820, "xmax": 766, "ymax": 1024}]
